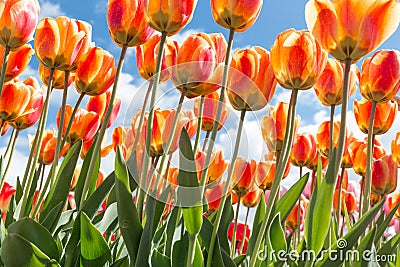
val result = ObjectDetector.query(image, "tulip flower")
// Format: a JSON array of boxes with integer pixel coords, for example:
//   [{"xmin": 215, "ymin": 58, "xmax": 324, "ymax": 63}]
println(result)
[
  {"xmin": 227, "ymin": 222, "xmax": 250, "ymax": 254},
  {"xmin": 261, "ymin": 102, "xmax": 300, "ymax": 152},
  {"xmin": 211, "ymin": 0, "xmax": 262, "ymax": 32},
  {"xmin": 354, "ymin": 98, "xmax": 397, "ymax": 135},
  {"xmin": 193, "ymin": 91, "xmax": 230, "ymax": 132},
  {"xmin": 145, "ymin": 0, "xmax": 197, "ymax": 36},
  {"xmin": 136, "ymin": 34, "xmax": 178, "ymax": 82},
  {"xmin": 230, "ymin": 157, "xmax": 256, "ymax": 197},
  {"xmin": 0, "ymin": 182, "xmax": 15, "ymax": 220},
  {"xmin": 0, "ymin": 79, "xmax": 31, "ymax": 122},
  {"xmin": 305, "ymin": 0, "xmax": 400, "ymax": 62},
  {"xmin": 333, "ymin": 189, "xmax": 357, "ymax": 214},
  {"xmin": 0, "ymin": 44, "xmax": 33, "ymax": 82},
  {"xmin": 353, "ymin": 139, "xmax": 386, "ymax": 177},
  {"xmin": 10, "ymin": 77, "xmax": 44, "ymax": 130},
  {"xmin": 388, "ymin": 191, "xmax": 400, "ymax": 219},
  {"xmin": 57, "ymin": 105, "xmax": 100, "ymax": 144},
  {"xmin": 34, "ymin": 16, "xmax": 92, "ymax": 71},
  {"xmin": 38, "ymin": 64, "xmax": 74, "ymax": 90},
  {"xmin": 81, "ymin": 138, "xmax": 113, "ymax": 160},
  {"xmin": 227, "ymin": 46, "xmax": 277, "ymax": 111},
  {"xmin": 0, "ymin": 0, "xmax": 40, "ymax": 49},
  {"xmin": 286, "ymin": 201, "xmax": 305, "ymax": 230},
  {"xmin": 74, "ymin": 47, "xmax": 117, "ymax": 96},
  {"xmin": 314, "ymin": 58, "xmax": 358, "ymax": 106},
  {"xmin": 195, "ymin": 149, "xmax": 229, "ymax": 184},
  {"xmin": 290, "ymin": 132, "xmax": 317, "ymax": 167},
  {"xmin": 107, "ymin": 0, "xmax": 154, "ymax": 47},
  {"xmin": 112, "ymin": 126, "xmax": 134, "ymax": 160},
  {"xmin": 306, "ymin": 151, "xmax": 329, "ymax": 171},
  {"xmin": 371, "ymin": 155, "xmax": 398, "ymax": 196},
  {"xmin": 391, "ymin": 132, "xmax": 400, "ymax": 167},
  {"xmin": 360, "ymin": 50, "xmax": 400, "ymax": 103},
  {"xmin": 205, "ymin": 182, "xmax": 224, "ymax": 213},
  {"xmin": 241, "ymin": 187, "xmax": 263, "ymax": 208},
  {"xmin": 270, "ymin": 29, "xmax": 327, "ymax": 90},
  {"xmin": 0, "ymin": 121, "xmax": 9, "ymax": 136},
  {"xmin": 31, "ymin": 129, "xmax": 70, "ymax": 165},
  {"xmin": 342, "ymin": 138, "xmax": 364, "ymax": 168},
  {"xmin": 87, "ymin": 90, "xmax": 121, "ymax": 128},
  {"xmin": 316, "ymin": 120, "xmax": 351, "ymax": 158}
]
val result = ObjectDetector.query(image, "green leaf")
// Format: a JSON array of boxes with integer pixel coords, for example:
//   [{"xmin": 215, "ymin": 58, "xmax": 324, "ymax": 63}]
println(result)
[
  {"xmin": 115, "ymin": 145, "xmax": 142, "ymax": 264},
  {"xmin": 39, "ymin": 141, "xmax": 82, "ymax": 232},
  {"xmin": 15, "ymin": 177, "xmax": 23, "ymax": 203},
  {"xmin": 247, "ymin": 195, "xmax": 266, "ymax": 257},
  {"xmin": 151, "ymin": 250, "xmax": 171, "ymax": 267},
  {"xmin": 63, "ymin": 213, "xmax": 81, "ymax": 267},
  {"xmin": 82, "ymin": 171, "xmax": 115, "ymax": 219},
  {"xmin": 23, "ymin": 164, "xmax": 41, "ymax": 216},
  {"xmin": 354, "ymin": 227, "xmax": 376, "ymax": 267},
  {"xmin": 165, "ymin": 207, "xmax": 180, "ymax": 257},
  {"xmin": 314, "ymin": 199, "xmax": 384, "ymax": 267},
  {"xmin": 177, "ymin": 128, "xmax": 202, "ymax": 236},
  {"xmin": 374, "ymin": 202, "xmax": 400, "ymax": 244},
  {"xmin": 377, "ymin": 231, "xmax": 400, "ymax": 259},
  {"xmin": 233, "ymin": 255, "xmax": 246, "ymax": 265},
  {"xmin": 1, "ymin": 233, "xmax": 60, "ymax": 267},
  {"xmin": 75, "ymin": 135, "xmax": 100, "ymax": 209},
  {"xmin": 217, "ymin": 195, "xmax": 234, "ymax": 252},
  {"xmin": 111, "ymin": 256, "xmax": 129, "ymax": 267},
  {"xmin": 80, "ymin": 212, "xmax": 111, "ymax": 266},
  {"xmin": 275, "ymin": 173, "xmax": 309, "ymax": 223},
  {"xmin": 172, "ymin": 233, "xmax": 203, "ymax": 267},
  {"xmin": 97, "ymin": 202, "xmax": 118, "ymax": 235},
  {"xmin": 304, "ymin": 150, "xmax": 336, "ymax": 255},
  {"xmin": 5, "ymin": 194, "xmax": 15, "ymax": 227},
  {"xmin": 267, "ymin": 213, "xmax": 287, "ymax": 255},
  {"xmin": 8, "ymin": 218, "xmax": 59, "ymax": 261}
]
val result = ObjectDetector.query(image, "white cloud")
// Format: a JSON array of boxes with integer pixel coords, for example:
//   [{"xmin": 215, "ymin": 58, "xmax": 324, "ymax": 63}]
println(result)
[{"xmin": 39, "ymin": 1, "xmax": 65, "ymax": 19}]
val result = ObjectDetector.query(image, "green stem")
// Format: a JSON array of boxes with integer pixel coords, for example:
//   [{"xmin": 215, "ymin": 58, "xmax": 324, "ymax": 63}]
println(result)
[
  {"xmin": 359, "ymin": 176, "xmax": 364, "ymax": 215},
  {"xmin": 48, "ymin": 71, "xmax": 70, "ymax": 186},
  {"xmin": 3, "ymin": 127, "xmax": 16, "ymax": 158},
  {"xmin": 1, "ymin": 129, "xmax": 19, "ymax": 184},
  {"xmin": 329, "ymin": 104, "xmax": 335, "ymax": 158},
  {"xmin": 337, "ymin": 167, "xmax": 345, "ymax": 236},
  {"xmin": 202, "ymin": 130, "xmax": 211, "ymax": 151},
  {"xmin": 80, "ymin": 45, "xmax": 128, "ymax": 209},
  {"xmin": 361, "ymin": 101, "xmax": 377, "ymax": 217},
  {"xmin": 333, "ymin": 58, "xmax": 352, "ymax": 179},
  {"xmin": 0, "ymin": 46, "xmax": 10, "ymax": 96},
  {"xmin": 60, "ymin": 93, "xmax": 85, "ymax": 149},
  {"xmin": 187, "ymin": 234, "xmax": 197, "ymax": 267},
  {"xmin": 239, "ymin": 207, "xmax": 250, "ymax": 254},
  {"xmin": 38, "ymin": 164, "xmax": 45, "ymax": 193},
  {"xmin": 248, "ymin": 89, "xmax": 299, "ymax": 267},
  {"xmin": 19, "ymin": 68, "xmax": 54, "ymax": 219},
  {"xmin": 206, "ymin": 109, "xmax": 246, "ymax": 267},
  {"xmin": 131, "ymin": 80, "xmax": 154, "ymax": 150},
  {"xmin": 200, "ymin": 28, "xmax": 235, "ymax": 189},
  {"xmin": 296, "ymin": 166, "xmax": 302, "ymax": 245},
  {"xmin": 230, "ymin": 196, "xmax": 241, "ymax": 257},
  {"xmin": 193, "ymin": 95, "xmax": 205, "ymax": 153}
]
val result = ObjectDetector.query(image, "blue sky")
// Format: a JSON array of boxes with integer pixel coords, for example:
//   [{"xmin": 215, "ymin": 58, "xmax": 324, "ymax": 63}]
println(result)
[{"xmin": 3, "ymin": 0, "xmax": 400, "ymax": 189}]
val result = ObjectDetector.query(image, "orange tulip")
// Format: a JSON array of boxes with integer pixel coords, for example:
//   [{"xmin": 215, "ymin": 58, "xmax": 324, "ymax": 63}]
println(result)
[
  {"xmin": 354, "ymin": 98, "xmax": 397, "ymax": 135},
  {"xmin": 10, "ymin": 77, "xmax": 43, "ymax": 130},
  {"xmin": 136, "ymin": 34, "xmax": 178, "ymax": 82},
  {"xmin": 145, "ymin": 0, "xmax": 197, "ymax": 36},
  {"xmin": 165, "ymin": 167, "xmax": 179, "ymax": 188},
  {"xmin": 0, "ymin": 79, "xmax": 31, "ymax": 122},
  {"xmin": 360, "ymin": 50, "xmax": 400, "ymax": 103},
  {"xmin": 371, "ymin": 155, "xmax": 398, "ymax": 196},
  {"xmin": 81, "ymin": 138, "xmax": 113, "ymax": 160},
  {"xmin": 256, "ymin": 152, "xmax": 291, "ymax": 190},
  {"xmin": 262, "ymin": 102, "xmax": 300, "ymax": 152},
  {"xmin": 227, "ymin": 46, "xmax": 277, "ymax": 111},
  {"xmin": 388, "ymin": 191, "xmax": 400, "ymax": 219},
  {"xmin": 241, "ymin": 186, "xmax": 263, "ymax": 208},
  {"xmin": 270, "ymin": 29, "xmax": 327, "ymax": 90},
  {"xmin": 210, "ymin": 0, "xmax": 262, "ymax": 32},
  {"xmin": 34, "ymin": 16, "xmax": 92, "ymax": 71},
  {"xmin": 38, "ymin": 64, "xmax": 74, "ymax": 90},
  {"xmin": 290, "ymin": 132, "xmax": 317, "ymax": 167},
  {"xmin": 205, "ymin": 182, "xmax": 225, "ymax": 213},
  {"xmin": 353, "ymin": 139, "xmax": 386, "ymax": 177},
  {"xmin": 107, "ymin": 0, "xmax": 154, "ymax": 47},
  {"xmin": 112, "ymin": 126, "xmax": 134, "ymax": 160},
  {"xmin": 74, "ymin": 47, "xmax": 117, "ymax": 96},
  {"xmin": 286, "ymin": 201, "xmax": 305, "ymax": 230},
  {"xmin": 0, "ymin": 120, "xmax": 10, "ymax": 136},
  {"xmin": 333, "ymin": 189, "xmax": 357, "ymax": 214},
  {"xmin": 0, "ymin": 182, "xmax": 15, "ymax": 214},
  {"xmin": 342, "ymin": 138, "xmax": 363, "ymax": 168},
  {"xmin": 57, "ymin": 105, "xmax": 100, "ymax": 144},
  {"xmin": 305, "ymin": 0, "xmax": 400, "ymax": 62},
  {"xmin": 314, "ymin": 58, "xmax": 358, "ymax": 106},
  {"xmin": 0, "ymin": 44, "xmax": 33, "ymax": 82},
  {"xmin": 195, "ymin": 149, "xmax": 229, "ymax": 184},
  {"xmin": 0, "ymin": 0, "xmax": 40, "ymax": 49},
  {"xmin": 230, "ymin": 157, "xmax": 256, "ymax": 197},
  {"xmin": 316, "ymin": 120, "xmax": 351, "ymax": 158},
  {"xmin": 306, "ymin": 151, "xmax": 329, "ymax": 171},
  {"xmin": 193, "ymin": 91, "xmax": 230, "ymax": 132},
  {"xmin": 391, "ymin": 132, "xmax": 400, "ymax": 167},
  {"xmin": 172, "ymin": 33, "xmax": 227, "ymax": 98},
  {"xmin": 32, "ymin": 129, "xmax": 70, "ymax": 165},
  {"xmin": 86, "ymin": 90, "xmax": 121, "ymax": 128}
]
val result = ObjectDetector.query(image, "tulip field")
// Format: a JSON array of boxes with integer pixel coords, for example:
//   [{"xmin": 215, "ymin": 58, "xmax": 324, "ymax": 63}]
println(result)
[{"xmin": 1, "ymin": 0, "xmax": 400, "ymax": 266}]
